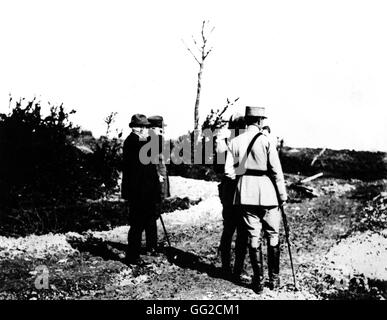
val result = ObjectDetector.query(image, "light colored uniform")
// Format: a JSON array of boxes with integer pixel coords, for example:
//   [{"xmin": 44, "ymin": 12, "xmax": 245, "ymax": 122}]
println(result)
[{"xmin": 225, "ymin": 125, "xmax": 287, "ymax": 247}]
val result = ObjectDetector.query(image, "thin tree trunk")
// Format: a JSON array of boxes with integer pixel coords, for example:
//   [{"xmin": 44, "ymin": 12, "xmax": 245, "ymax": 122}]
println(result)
[
  {"xmin": 194, "ymin": 63, "xmax": 203, "ymax": 130},
  {"xmin": 183, "ymin": 20, "xmax": 213, "ymax": 131}
]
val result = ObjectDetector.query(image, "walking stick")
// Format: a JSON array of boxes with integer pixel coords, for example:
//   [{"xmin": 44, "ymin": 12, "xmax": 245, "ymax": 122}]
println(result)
[
  {"xmin": 268, "ymin": 172, "xmax": 298, "ymax": 291},
  {"xmin": 280, "ymin": 204, "xmax": 297, "ymax": 290},
  {"xmin": 158, "ymin": 213, "xmax": 172, "ymax": 248},
  {"xmin": 158, "ymin": 212, "xmax": 179, "ymax": 264}
]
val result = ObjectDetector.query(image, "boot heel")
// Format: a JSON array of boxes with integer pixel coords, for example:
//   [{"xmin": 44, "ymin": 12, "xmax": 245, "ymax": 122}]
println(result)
[{"xmin": 252, "ymin": 276, "xmax": 263, "ymax": 293}]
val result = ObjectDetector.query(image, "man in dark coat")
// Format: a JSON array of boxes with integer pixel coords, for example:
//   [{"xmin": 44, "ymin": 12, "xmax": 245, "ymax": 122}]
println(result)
[{"xmin": 122, "ymin": 114, "xmax": 161, "ymax": 264}]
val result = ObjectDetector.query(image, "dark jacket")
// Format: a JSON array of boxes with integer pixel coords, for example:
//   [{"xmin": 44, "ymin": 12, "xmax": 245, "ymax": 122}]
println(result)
[{"xmin": 121, "ymin": 132, "xmax": 161, "ymax": 210}]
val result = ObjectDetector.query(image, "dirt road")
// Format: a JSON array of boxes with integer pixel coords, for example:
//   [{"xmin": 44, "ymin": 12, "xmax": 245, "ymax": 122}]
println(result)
[{"xmin": 0, "ymin": 176, "xmax": 386, "ymax": 300}]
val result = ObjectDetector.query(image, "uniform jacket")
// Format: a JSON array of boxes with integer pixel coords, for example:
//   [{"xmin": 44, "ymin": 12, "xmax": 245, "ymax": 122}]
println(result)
[
  {"xmin": 225, "ymin": 125, "xmax": 287, "ymax": 206},
  {"xmin": 121, "ymin": 132, "xmax": 161, "ymax": 210}
]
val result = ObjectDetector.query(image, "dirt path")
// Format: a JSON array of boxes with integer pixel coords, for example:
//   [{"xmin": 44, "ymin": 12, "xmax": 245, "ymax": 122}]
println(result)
[{"xmin": 0, "ymin": 176, "xmax": 386, "ymax": 300}]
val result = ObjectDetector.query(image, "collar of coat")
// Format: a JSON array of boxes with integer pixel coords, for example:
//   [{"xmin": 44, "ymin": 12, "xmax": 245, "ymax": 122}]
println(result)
[{"xmin": 247, "ymin": 125, "xmax": 261, "ymax": 133}]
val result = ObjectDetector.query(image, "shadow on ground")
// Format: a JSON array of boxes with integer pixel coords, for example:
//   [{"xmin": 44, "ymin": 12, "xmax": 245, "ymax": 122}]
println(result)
[{"xmin": 67, "ymin": 237, "xmax": 253, "ymax": 289}]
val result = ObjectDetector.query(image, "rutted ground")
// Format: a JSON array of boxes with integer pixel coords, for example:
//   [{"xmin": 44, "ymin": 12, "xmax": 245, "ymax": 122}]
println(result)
[{"xmin": 0, "ymin": 176, "xmax": 386, "ymax": 300}]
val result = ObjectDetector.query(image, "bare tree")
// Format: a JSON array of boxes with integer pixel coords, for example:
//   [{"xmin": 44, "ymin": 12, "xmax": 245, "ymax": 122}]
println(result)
[{"xmin": 182, "ymin": 20, "xmax": 215, "ymax": 131}]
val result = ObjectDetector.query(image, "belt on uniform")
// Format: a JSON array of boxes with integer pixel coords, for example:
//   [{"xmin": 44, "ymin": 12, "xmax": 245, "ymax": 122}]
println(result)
[{"xmin": 240, "ymin": 169, "xmax": 268, "ymax": 176}]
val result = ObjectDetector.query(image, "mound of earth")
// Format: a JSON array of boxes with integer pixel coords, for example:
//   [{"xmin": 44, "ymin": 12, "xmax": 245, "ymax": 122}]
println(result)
[
  {"xmin": 322, "ymin": 230, "xmax": 387, "ymax": 283},
  {"xmin": 0, "ymin": 233, "xmax": 76, "ymax": 259}
]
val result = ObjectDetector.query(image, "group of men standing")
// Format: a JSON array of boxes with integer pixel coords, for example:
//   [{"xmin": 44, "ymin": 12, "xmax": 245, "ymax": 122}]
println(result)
[
  {"xmin": 121, "ymin": 114, "xmax": 169, "ymax": 264},
  {"xmin": 121, "ymin": 106, "xmax": 288, "ymax": 294}
]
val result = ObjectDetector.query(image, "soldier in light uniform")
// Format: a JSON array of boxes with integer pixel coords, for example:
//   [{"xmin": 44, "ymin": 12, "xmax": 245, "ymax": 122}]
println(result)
[{"xmin": 225, "ymin": 106, "xmax": 287, "ymax": 293}]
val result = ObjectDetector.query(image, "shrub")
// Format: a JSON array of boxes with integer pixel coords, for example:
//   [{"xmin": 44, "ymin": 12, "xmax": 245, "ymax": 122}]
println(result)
[{"xmin": 0, "ymin": 97, "xmax": 122, "ymax": 207}]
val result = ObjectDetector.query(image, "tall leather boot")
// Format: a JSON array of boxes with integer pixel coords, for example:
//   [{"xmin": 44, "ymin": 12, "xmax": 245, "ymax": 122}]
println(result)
[
  {"xmin": 232, "ymin": 228, "xmax": 248, "ymax": 283},
  {"xmin": 232, "ymin": 246, "xmax": 247, "ymax": 283},
  {"xmin": 249, "ymin": 246, "xmax": 263, "ymax": 293},
  {"xmin": 268, "ymin": 244, "xmax": 280, "ymax": 290}
]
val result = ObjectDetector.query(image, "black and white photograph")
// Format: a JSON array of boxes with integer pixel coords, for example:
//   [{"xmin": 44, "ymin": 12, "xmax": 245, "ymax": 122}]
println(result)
[{"xmin": 0, "ymin": 0, "xmax": 386, "ymax": 309}]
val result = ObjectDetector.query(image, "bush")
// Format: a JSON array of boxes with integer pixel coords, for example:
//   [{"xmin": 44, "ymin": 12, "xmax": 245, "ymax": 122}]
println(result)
[
  {"xmin": 0, "ymin": 97, "xmax": 122, "ymax": 207},
  {"xmin": 89, "ymin": 135, "xmax": 123, "ymax": 194}
]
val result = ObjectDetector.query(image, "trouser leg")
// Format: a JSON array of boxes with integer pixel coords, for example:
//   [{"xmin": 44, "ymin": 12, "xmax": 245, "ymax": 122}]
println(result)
[
  {"xmin": 233, "ymin": 215, "xmax": 248, "ymax": 278},
  {"xmin": 145, "ymin": 217, "xmax": 158, "ymax": 251},
  {"xmin": 218, "ymin": 178, "xmax": 238, "ymax": 277},
  {"xmin": 242, "ymin": 205, "xmax": 264, "ymax": 293},
  {"xmin": 126, "ymin": 220, "xmax": 145, "ymax": 263},
  {"xmin": 219, "ymin": 205, "xmax": 236, "ymax": 277},
  {"xmin": 262, "ymin": 206, "xmax": 281, "ymax": 289}
]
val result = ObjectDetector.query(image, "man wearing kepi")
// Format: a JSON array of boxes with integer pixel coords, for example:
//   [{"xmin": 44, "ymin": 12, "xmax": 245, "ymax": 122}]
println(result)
[
  {"xmin": 225, "ymin": 106, "xmax": 287, "ymax": 293},
  {"xmin": 121, "ymin": 114, "xmax": 161, "ymax": 264}
]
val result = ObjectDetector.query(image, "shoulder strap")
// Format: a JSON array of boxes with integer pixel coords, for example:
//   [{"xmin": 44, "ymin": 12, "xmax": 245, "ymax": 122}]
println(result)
[
  {"xmin": 235, "ymin": 132, "xmax": 262, "ymax": 171},
  {"xmin": 246, "ymin": 132, "xmax": 262, "ymax": 160}
]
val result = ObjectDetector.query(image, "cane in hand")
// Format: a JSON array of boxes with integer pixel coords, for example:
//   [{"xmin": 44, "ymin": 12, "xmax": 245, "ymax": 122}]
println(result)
[
  {"xmin": 270, "ymin": 173, "xmax": 298, "ymax": 291},
  {"xmin": 280, "ymin": 203, "xmax": 297, "ymax": 290},
  {"xmin": 159, "ymin": 213, "xmax": 171, "ymax": 248}
]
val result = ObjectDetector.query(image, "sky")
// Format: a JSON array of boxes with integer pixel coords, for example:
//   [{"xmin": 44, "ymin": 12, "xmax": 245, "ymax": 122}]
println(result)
[{"xmin": 0, "ymin": 0, "xmax": 386, "ymax": 151}]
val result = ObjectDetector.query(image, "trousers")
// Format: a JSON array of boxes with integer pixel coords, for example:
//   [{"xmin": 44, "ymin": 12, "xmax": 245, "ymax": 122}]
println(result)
[
  {"xmin": 126, "ymin": 203, "xmax": 158, "ymax": 260},
  {"xmin": 219, "ymin": 177, "xmax": 248, "ymax": 274},
  {"xmin": 241, "ymin": 205, "xmax": 281, "ymax": 248}
]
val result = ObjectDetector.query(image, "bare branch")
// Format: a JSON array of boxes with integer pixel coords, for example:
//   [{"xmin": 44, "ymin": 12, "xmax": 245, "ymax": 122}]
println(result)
[
  {"xmin": 181, "ymin": 39, "xmax": 200, "ymax": 64},
  {"xmin": 219, "ymin": 97, "xmax": 240, "ymax": 117},
  {"xmin": 191, "ymin": 36, "xmax": 202, "ymax": 54},
  {"xmin": 205, "ymin": 26, "xmax": 215, "ymax": 42},
  {"xmin": 201, "ymin": 20, "xmax": 206, "ymax": 44},
  {"xmin": 192, "ymin": 35, "xmax": 198, "ymax": 47},
  {"xmin": 182, "ymin": 20, "xmax": 215, "ymax": 130},
  {"xmin": 203, "ymin": 47, "xmax": 213, "ymax": 60}
]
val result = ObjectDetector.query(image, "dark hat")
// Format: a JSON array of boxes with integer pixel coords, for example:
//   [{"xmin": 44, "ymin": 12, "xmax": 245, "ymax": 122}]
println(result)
[
  {"xmin": 245, "ymin": 106, "xmax": 267, "ymax": 118},
  {"xmin": 129, "ymin": 114, "xmax": 150, "ymax": 128},
  {"xmin": 148, "ymin": 115, "xmax": 167, "ymax": 128}
]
